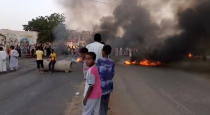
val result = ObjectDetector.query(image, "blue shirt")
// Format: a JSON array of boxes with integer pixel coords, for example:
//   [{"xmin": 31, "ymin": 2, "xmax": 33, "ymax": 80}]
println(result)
[{"xmin": 97, "ymin": 57, "xmax": 115, "ymax": 95}]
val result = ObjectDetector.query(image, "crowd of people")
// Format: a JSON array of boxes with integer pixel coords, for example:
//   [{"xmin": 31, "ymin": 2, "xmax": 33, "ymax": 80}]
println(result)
[
  {"xmin": 0, "ymin": 46, "xmax": 20, "ymax": 72},
  {"xmin": 0, "ymin": 43, "xmax": 57, "ymax": 73},
  {"xmin": 79, "ymin": 33, "xmax": 115, "ymax": 115},
  {"xmin": 0, "ymin": 33, "xmax": 115, "ymax": 115},
  {"xmin": 15, "ymin": 42, "xmax": 53, "ymax": 58}
]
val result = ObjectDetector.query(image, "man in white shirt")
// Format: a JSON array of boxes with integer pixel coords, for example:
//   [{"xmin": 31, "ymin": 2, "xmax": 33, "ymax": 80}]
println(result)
[
  {"xmin": 0, "ymin": 47, "xmax": 7, "ymax": 72},
  {"xmin": 9, "ymin": 46, "xmax": 19, "ymax": 71},
  {"xmin": 86, "ymin": 33, "xmax": 104, "ymax": 62}
]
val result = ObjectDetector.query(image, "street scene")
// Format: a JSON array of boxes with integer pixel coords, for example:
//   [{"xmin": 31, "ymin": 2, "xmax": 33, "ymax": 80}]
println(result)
[
  {"xmin": 1, "ymin": 0, "xmax": 210, "ymax": 115},
  {"xmin": 0, "ymin": 59, "xmax": 83, "ymax": 115}
]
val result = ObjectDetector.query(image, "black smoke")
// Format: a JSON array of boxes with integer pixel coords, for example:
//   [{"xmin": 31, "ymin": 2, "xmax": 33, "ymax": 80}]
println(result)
[
  {"xmin": 157, "ymin": 0, "xmax": 210, "ymax": 62},
  {"xmin": 98, "ymin": 0, "xmax": 159, "ymax": 50},
  {"xmin": 98, "ymin": 0, "xmax": 210, "ymax": 62},
  {"xmin": 53, "ymin": 23, "xmax": 70, "ymax": 54}
]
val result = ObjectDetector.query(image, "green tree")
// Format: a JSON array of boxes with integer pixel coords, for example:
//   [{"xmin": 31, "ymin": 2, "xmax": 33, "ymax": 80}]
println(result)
[{"xmin": 23, "ymin": 13, "xmax": 65, "ymax": 43}]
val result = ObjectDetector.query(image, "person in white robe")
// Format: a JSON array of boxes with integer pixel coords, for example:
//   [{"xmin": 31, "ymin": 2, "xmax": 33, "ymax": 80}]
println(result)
[
  {"xmin": 0, "ymin": 47, "xmax": 7, "ymax": 72},
  {"xmin": 86, "ymin": 33, "xmax": 104, "ymax": 62},
  {"xmin": 9, "ymin": 46, "xmax": 19, "ymax": 71}
]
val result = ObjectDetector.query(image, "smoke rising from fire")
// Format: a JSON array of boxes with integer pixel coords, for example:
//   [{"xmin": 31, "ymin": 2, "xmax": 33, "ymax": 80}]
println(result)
[
  {"xmin": 53, "ymin": 24, "xmax": 69, "ymax": 54},
  {"xmin": 58, "ymin": 0, "xmax": 118, "ymax": 30},
  {"xmin": 158, "ymin": 0, "xmax": 210, "ymax": 62},
  {"xmin": 58, "ymin": 0, "xmax": 210, "ymax": 62},
  {"xmin": 96, "ymin": 0, "xmax": 195, "ymax": 57}
]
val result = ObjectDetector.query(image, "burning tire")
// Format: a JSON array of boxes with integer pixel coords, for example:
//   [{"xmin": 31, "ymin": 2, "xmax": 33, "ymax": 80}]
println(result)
[{"xmin": 43, "ymin": 60, "xmax": 72, "ymax": 72}]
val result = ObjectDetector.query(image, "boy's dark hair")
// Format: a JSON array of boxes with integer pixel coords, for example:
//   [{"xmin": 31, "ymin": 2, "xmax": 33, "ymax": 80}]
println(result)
[
  {"xmin": 79, "ymin": 47, "xmax": 88, "ymax": 54},
  {"xmin": 86, "ymin": 52, "xmax": 96, "ymax": 61},
  {"xmin": 0, "ymin": 47, "xmax": 3, "ymax": 51},
  {"xmin": 94, "ymin": 33, "xmax": 102, "ymax": 42},
  {"xmin": 10, "ymin": 46, "xmax": 15, "ymax": 49},
  {"xmin": 103, "ymin": 45, "xmax": 112, "ymax": 55}
]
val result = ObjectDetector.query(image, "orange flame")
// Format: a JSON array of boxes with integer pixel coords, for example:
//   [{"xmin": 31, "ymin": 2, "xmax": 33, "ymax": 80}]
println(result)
[
  {"xmin": 124, "ymin": 60, "xmax": 138, "ymax": 65},
  {"xmin": 139, "ymin": 59, "xmax": 161, "ymax": 67},
  {"xmin": 132, "ymin": 61, "xmax": 137, "ymax": 65},
  {"xmin": 188, "ymin": 53, "xmax": 193, "ymax": 58},
  {"xmin": 76, "ymin": 57, "xmax": 82, "ymax": 63},
  {"xmin": 124, "ymin": 60, "xmax": 132, "ymax": 65}
]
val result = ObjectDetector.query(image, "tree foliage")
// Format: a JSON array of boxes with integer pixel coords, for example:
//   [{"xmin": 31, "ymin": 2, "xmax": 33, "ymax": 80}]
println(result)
[{"xmin": 23, "ymin": 13, "xmax": 65, "ymax": 43}]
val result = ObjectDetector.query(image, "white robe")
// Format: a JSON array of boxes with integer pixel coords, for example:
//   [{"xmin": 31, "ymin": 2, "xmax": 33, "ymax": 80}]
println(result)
[
  {"xmin": 0, "ymin": 51, "xmax": 7, "ymax": 72},
  {"xmin": 9, "ymin": 50, "xmax": 19, "ymax": 70}
]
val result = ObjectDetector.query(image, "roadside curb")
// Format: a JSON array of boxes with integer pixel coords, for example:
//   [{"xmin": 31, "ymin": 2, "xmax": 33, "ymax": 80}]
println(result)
[{"xmin": 65, "ymin": 83, "xmax": 84, "ymax": 115}]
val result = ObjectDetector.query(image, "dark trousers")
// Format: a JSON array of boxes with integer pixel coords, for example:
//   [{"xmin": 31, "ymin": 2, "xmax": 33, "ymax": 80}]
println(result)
[
  {"xmin": 100, "ymin": 94, "xmax": 111, "ymax": 115},
  {"xmin": 37, "ymin": 60, "xmax": 44, "ymax": 69},
  {"xmin": 49, "ymin": 61, "xmax": 56, "ymax": 72}
]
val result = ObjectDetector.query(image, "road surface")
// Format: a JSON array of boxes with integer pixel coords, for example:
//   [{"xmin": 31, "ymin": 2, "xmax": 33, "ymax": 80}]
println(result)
[
  {"xmin": 110, "ymin": 65, "xmax": 210, "ymax": 115},
  {"xmin": 0, "ymin": 58, "xmax": 83, "ymax": 115}
]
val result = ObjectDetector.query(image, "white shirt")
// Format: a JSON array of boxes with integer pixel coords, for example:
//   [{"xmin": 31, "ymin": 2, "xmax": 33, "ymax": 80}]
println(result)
[
  {"xmin": 0, "ymin": 51, "xmax": 7, "ymax": 61},
  {"xmin": 86, "ymin": 42, "xmax": 104, "ymax": 61},
  {"xmin": 83, "ymin": 68, "xmax": 95, "ymax": 97},
  {"xmin": 0, "ymin": 51, "xmax": 7, "ymax": 72}
]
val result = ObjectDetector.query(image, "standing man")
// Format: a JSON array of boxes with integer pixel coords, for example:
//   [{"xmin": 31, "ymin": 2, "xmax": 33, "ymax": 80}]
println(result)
[
  {"xmin": 48, "ymin": 49, "xmax": 57, "ymax": 72},
  {"xmin": 35, "ymin": 47, "xmax": 44, "ymax": 72},
  {"xmin": 9, "ymin": 46, "xmax": 19, "ymax": 71},
  {"xmin": 0, "ymin": 47, "xmax": 7, "ymax": 72},
  {"xmin": 86, "ymin": 33, "xmax": 104, "ymax": 62}
]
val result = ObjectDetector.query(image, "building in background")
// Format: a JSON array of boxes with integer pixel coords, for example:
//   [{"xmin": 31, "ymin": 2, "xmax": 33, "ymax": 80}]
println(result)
[
  {"xmin": 0, "ymin": 29, "xmax": 38, "ymax": 47},
  {"xmin": 0, "ymin": 29, "xmax": 38, "ymax": 55}
]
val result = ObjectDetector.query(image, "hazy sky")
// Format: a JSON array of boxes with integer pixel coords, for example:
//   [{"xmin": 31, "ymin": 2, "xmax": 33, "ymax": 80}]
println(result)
[{"xmin": 0, "ymin": 0, "xmax": 63, "ymax": 30}]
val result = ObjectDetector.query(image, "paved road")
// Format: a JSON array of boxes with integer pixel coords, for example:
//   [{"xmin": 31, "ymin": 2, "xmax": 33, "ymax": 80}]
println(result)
[
  {"xmin": 110, "ymin": 65, "xmax": 210, "ymax": 115},
  {"xmin": 0, "ymin": 58, "xmax": 83, "ymax": 115}
]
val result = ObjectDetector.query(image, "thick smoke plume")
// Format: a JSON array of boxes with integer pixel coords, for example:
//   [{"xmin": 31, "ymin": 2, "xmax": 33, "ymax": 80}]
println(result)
[
  {"xmin": 98, "ymin": 0, "xmax": 210, "ymax": 62},
  {"xmin": 157, "ymin": 0, "xmax": 210, "ymax": 62},
  {"xmin": 98, "ymin": 0, "xmax": 160, "ymax": 51},
  {"xmin": 96, "ymin": 0, "xmax": 186, "ymax": 59},
  {"xmin": 58, "ymin": 0, "xmax": 117, "ymax": 30},
  {"xmin": 53, "ymin": 24, "xmax": 70, "ymax": 54},
  {"xmin": 58, "ymin": 0, "xmax": 210, "ymax": 62}
]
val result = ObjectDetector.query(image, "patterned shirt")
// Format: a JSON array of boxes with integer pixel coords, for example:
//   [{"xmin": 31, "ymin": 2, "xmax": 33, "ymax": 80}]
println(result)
[{"xmin": 97, "ymin": 57, "xmax": 115, "ymax": 95}]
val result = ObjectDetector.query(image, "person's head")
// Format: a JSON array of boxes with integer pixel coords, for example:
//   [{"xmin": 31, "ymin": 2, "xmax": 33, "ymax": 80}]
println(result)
[
  {"xmin": 79, "ymin": 47, "xmax": 88, "ymax": 59},
  {"xmin": 102, "ymin": 45, "xmax": 112, "ymax": 57},
  {"xmin": 0, "ymin": 47, "xmax": 3, "ymax": 51},
  {"xmin": 85, "ymin": 52, "xmax": 96, "ymax": 67},
  {"xmin": 94, "ymin": 33, "xmax": 102, "ymax": 42},
  {"xmin": 10, "ymin": 46, "xmax": 14, "ymax": 50}
]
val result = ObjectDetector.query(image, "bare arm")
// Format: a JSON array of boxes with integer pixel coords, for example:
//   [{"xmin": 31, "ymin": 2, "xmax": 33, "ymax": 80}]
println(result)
[{"xmin": 83, "ymin": 71, "xmax": 96, "ymax": 105}]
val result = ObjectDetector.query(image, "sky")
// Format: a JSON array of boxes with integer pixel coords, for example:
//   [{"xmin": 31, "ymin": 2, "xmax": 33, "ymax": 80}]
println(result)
[{"xmin": 0, "ymin": 0, "xmax": 63, "ymax": 31}]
